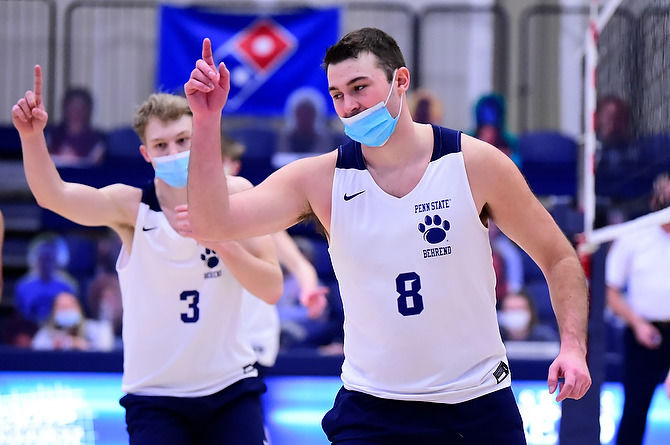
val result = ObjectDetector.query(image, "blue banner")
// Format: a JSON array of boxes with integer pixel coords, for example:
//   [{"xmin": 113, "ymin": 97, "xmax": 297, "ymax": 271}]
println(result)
[{"xmin": 158, "ymin": 5, "xmax": 339, "ymax": 116}]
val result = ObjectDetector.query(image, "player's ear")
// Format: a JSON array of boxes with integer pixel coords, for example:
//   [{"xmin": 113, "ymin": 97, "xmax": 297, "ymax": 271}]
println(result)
[
  {"xmin": 139, "ymin": 145, "xmax": 152, "ymax": 164},
  {"xmin": 396, "ymin": 67, "xmax": 410, "ymax": 94}
]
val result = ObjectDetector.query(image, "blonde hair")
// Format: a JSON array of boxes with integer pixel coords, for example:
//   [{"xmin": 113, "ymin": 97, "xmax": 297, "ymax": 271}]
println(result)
[
  {"xmin": 132, "ymin": 94, "xmax": 192, "ymax": 144},
  {"xmin": 221, "ymin": 132, "xmax": 246, "ymax": 161}
]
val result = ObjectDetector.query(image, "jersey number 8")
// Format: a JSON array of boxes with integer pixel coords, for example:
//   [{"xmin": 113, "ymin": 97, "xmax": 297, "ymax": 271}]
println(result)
[{"xmin": 396, "ymin": 272, "xmax": 424, "ymax": 316}]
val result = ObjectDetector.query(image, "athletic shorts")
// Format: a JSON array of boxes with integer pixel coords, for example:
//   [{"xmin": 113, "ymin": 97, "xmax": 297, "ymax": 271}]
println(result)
[
  {"xmin": 322, "ymin": 386, "xmax": 526, "ymax": 444},
  {"xmin": 120, "ymin": 376, "xmax": 267, "ymax": 445}
]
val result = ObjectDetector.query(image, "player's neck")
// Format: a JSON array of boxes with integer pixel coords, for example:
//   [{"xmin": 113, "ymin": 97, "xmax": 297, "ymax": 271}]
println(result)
[
  {"xmin": 361, "ymin": 121, "xmax": 434, "ymax": 199},
  {"xmin": 154, "ymin": 179, "xmax": 187, "ymax": 211},
  {"xmin": 361, "ymin": 119, "xmax": 432, "ymax": 170}
]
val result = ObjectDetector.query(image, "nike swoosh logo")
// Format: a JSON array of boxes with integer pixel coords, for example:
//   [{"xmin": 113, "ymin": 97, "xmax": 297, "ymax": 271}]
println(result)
[
  {"xmin": 142, "ymin": 226, "xmax": 158, "ymax": 231},
  {"xmin": 343, "ymin": 190, "xmax": 366, "ymax": 201}
]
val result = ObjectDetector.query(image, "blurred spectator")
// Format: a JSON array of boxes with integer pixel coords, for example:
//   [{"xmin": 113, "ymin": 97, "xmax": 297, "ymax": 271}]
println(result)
[
  {"xmin": 84, "ymin": 231, "xmax": 123, "ymax": 347},
  {"xmin": 14, "ymin": 233, "xmax": 79, "ymax": 325},
  {"xmin": 593, "ymin": 94, "xmax": 655, "ymax": 225},
  {"xmin": 595, "ymin": 94, "xmax": 638, "ymax": 186},
  {"xmin": 596, "ymin": 94, "xmax": 634, "ymax": 152},
  {"xmin": 0, "ymin": 312, "xmax": 38, "ymax": 347},
  {"xmin": 277, "ymin": 87, "xmax": 339, "ymax": 154},
  {"xmin": 408, "ymin": 88, "xmax": 443, "ymax": 125},
  {"xmin": 498, "ymin": 290, "xmax": 558, "ymax": 342},
  {"xmin": 87, "ymin": 273, "xmax": 123, "ymax": 349},
  {"xmin": 32, "ymin": 290, "xmax": 113, "ymax": 351},
  {"xmin": 472, "ymin": 93, "xmax": 520, "ymax": 167},
  {"xmin": 0, "ymin": 209, "xmax": 4, "ymax": 301},
  {"xmin": 46, "ymin": 87, "xmax": 106, "ymax": 167},
  {"xmin": 605, "ymin": 173, "xmax": 670, "ymax": 445},
  {"xmin": 489, "ymin": 220, "xmax": 524, "ymax": 301}
]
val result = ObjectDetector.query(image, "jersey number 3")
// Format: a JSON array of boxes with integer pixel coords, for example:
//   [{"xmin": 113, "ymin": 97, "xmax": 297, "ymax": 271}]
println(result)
[
  {"xmin": 180, "ymin": 290, "xmax": 200, "ymax": 323},
  {"xmin": 396, "ymin": 272, "xmax": 424, "ymax": 316}
]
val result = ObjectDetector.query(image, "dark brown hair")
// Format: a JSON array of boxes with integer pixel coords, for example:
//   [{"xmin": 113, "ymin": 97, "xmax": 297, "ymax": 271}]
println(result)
[{"xmin": 323, "ymin": 28, "xmax": 406, "ymax": 82}]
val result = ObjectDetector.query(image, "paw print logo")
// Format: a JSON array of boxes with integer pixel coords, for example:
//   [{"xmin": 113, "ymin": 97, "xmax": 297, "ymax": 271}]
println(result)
[
  {"xmin": 200, "ymin": 248, "xmax": 220, "ymax": 269},
  {"xmin": 418, "ymin": 214, "xmax": 450, "ymax": 244}
]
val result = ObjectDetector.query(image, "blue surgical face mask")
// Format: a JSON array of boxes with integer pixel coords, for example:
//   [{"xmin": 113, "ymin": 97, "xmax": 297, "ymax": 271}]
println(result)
[
  {"xmin": 54, "ymin": 309, "xmax": 82, "ymax": 328},
  {"xmin": 153, "ymin": 150, "xmax": 190, "ymax": 188},
  {"xmin": 340, "ymin": 70, "xmax": 402, "ymax": 147}
]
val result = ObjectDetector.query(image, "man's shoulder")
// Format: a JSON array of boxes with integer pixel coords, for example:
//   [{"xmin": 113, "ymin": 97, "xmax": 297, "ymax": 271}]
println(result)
[{"xmin": 282, "ymin": 150, "xmax": 337, "ymax": 176}]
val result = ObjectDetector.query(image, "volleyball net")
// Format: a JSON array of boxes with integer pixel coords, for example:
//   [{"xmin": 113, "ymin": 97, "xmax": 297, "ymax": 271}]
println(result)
[{"xmin": 581, "ymin": 0, "xmax": 670, "ymax": 253}]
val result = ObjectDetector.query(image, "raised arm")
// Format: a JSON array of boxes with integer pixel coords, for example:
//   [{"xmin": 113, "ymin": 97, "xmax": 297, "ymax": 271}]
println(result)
[
  {"xmin": 12, "ymin": 66, "xmax": 139, "ymax": 232},
  {"xmin": 183, "ymin": 38, "xmax": 230, "ymax": 239},
  {"xmin": 463, "ymin": 134, "xmax": 591, "ymax": 402},
  {"xmin": 184, "ymin": 39, "xmax": 318, "ymax": 242}
]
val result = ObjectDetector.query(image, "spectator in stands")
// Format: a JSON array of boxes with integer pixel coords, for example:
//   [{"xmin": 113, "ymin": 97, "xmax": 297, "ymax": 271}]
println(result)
[
  {"xmin": 32, "ymin": 290, "xmax": 113, "ymax": 351},
  {"xmin": 47, "ymin": 87, "xmax": 106, "ymax": 167},
  {"xmin": 593, "ymin": 94, "xmax": 656, "ymax": 225},
  {"xmin": 408, "ymin": 88, "xmax": 442, "ymax": 125},
  {"xmin": 606, "ymin": 172, "xmax": 670, "ymax": 445},
  {"xmin": 14, "ymin": 233, "xmax": 79, "ymax": 325},
  {"xmin": 86, "ymin": 231, "xmax": 123, "ymax": 347},
  {"xmin": 0, "ymin": 311, "xmax": 38, "ymax": 348},
  {"xmin": 277, "ymin": 87, "xmax": 341, "ymax": 154},
  {"xmin": 498, "ymin": 290, "xmax": 558, "ymax": 342},
  {"xmin": 472, "ymin": 93, "xmax": 520, "ymax": 167},
  {"xmin": 87, "ymin": 273, "xmax": 123, "ymax": 348},
  {"xmin": 596, "ymin": 94, "xmax": 634, "ymax": 158}
]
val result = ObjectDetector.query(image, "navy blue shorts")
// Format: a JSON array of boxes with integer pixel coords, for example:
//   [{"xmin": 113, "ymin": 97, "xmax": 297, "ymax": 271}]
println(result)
[
  {"xmin": 322, "ymin": 386, "xmax": 526, "ymax": 444},
  {"xmin": 120, "ymin": 376, "xmax": 267, "ymax": 445}
]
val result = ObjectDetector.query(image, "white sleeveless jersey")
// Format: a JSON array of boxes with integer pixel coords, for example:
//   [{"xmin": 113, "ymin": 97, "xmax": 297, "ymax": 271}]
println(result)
[
  {"xmin": 117, "ymin": 184, "xmax": 257, "ymax": 397},
  {"xmin": 240, "ymin": 289, "xmax": 280, "ymax": 367},
  {"xmin": 330, "ymin": 126, "xmax": 509, "ymax": 404}
]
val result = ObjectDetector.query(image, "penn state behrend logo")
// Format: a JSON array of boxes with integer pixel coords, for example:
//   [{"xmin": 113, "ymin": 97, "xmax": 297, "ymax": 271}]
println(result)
[
  {"xmin": 200, "ymin": 248, "xmax": 219, "ymax": 268},
  {"xmin": 201, "ymin": 248, "xmax": 223, "ymax": 279},
  {"xmin": 418, "ymin": 214, "xmax": 450, "ymax": 244}
]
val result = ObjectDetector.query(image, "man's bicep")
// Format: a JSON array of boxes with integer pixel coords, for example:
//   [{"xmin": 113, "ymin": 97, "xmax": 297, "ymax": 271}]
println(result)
[
  {"xmin": 57, "ymin": 182, "xmax": 139, "ymax": 228},
  {"xmin": 229, "ymin": 161, "xmax": 317, "ymax": 238}
]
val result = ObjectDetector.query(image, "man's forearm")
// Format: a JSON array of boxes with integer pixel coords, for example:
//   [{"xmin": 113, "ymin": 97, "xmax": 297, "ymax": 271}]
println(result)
[
  {"xmin": 21, "ymin": 132, "xmax": 69, "ymax": 210},
  {"xmin": 547, "ymin": 255, "xmax": 589, "ymax": 353},
  {"xmin": 188, "ymin": 115, "xmax": 229, "ymax": 240}
]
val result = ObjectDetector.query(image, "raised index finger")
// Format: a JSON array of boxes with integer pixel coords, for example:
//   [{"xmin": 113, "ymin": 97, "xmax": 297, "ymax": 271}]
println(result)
[
  {"xmin": 34, "ymin": 65, "xmax": 43, "ymax": 105},
  {"xmin": 202, "ymin": 38, "xmax": 215, "ymax": 67}
]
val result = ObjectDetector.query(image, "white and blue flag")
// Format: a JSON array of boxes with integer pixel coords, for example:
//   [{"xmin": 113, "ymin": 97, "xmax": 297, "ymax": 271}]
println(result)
[{"xmin": 158, "ymin": 5, "xmax": 339, "ymax": 115}]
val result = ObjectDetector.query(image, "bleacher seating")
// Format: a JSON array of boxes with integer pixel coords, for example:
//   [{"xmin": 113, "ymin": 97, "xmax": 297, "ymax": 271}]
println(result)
[
  {"xmin": 0, "ymin": 126, "xmax": 22, "ymax": 160},
  {"xmin": 519, "ymin": 131, "xmax": 578, "ymax": 197},
  {"xmin": 106, "ymin": 126, "xmax": 142, "ymax": 159}
]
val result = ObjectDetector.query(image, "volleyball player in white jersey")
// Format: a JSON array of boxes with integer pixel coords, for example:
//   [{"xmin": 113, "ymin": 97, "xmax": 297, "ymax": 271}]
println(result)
[
  {"xmin": 12, "ymin": 71, "xmax": 282, "ymax": 444},
  {"xmin": 182, "ymin": 29, "xmax": 592, "ymax": 443}
]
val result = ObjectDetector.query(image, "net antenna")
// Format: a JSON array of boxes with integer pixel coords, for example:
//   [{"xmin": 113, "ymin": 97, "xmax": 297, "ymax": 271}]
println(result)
[{"xmin": 580, "ymin": 0, "xmax": 670, "ymax": 254}]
